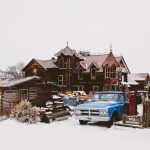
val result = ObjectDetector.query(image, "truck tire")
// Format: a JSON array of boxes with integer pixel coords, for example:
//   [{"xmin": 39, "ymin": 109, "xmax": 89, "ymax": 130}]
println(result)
[
  {"xmin": 79, "ymin": 120, "xmax": 88, "ymax": 125},
  {"xmin": 107, "ymin": 113, "xmax": 118, "ymax": 128}
]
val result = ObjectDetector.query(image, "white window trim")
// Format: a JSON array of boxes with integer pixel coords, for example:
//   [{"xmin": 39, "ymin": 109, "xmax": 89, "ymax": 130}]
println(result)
[
  {"xmin": 91, "ymin": 68, "xmax": 96, "ymax": 80},
  {"xmin": 93, "ymin": 86, "xmax": 99, "ymax": 92},
  {"xmin": 78, "ymin": 85, "xmax": 84, "ymax": 91},
  {"xmin": 33, "ymin": 68, "xmax": 37, "ymax": 76},
  {"xmin": 58, "ymin": 75, "xmax": 63, "ymax": 85},
  {"xmin": 105, "ymin": 66, "xmax": 116, "ymax": 79}
]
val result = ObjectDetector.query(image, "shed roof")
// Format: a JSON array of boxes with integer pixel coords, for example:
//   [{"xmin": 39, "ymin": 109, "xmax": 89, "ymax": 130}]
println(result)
[{"xmin": 0, "ymin": 76, "xmax": 40, "ymax": 88}]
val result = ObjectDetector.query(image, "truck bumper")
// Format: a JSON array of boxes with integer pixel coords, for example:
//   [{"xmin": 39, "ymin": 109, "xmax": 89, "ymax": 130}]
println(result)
[{"xmin": 75, "ymin": 115, "xmax": 110, "ymax": 122}]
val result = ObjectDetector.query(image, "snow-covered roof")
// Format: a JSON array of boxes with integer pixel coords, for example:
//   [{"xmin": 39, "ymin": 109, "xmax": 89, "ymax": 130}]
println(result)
[
  {"xmin": 128, "ymin": 73, "xmax": 149, "ymax": 81},
  {"xmin": 127, "ymin": 81, "xmax": 139, "ymax": 85},
  {"xmin": 0, "ymin": 76, "xmax": 40, "ymax": 88},
  {"xmin": 55, "ymin": 46, "xmax": 85, "ymax": 60}
]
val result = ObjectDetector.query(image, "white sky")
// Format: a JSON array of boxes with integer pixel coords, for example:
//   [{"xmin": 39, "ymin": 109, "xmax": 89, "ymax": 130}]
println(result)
[{"xmin": 0, "ymin": 0, "xmax": 150, "ymax": 73}]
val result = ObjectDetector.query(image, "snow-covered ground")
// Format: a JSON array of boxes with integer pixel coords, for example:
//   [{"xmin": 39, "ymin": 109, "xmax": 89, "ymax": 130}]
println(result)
[{"xmin": 0, "ymin": 116, "xmax": 150, "ymax": 150}]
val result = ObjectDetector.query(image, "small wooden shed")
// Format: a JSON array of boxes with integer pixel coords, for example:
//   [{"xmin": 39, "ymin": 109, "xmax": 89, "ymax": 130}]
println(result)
[{"xmin": 0, "ymin": 76, "xmax": 54, "ymax": 114}]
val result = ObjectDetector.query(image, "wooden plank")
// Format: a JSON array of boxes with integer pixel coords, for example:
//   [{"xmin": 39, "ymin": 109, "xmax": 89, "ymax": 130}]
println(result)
[{"xmin": 114, "ymin": 121, "xmax": 143, "ymax": 128}]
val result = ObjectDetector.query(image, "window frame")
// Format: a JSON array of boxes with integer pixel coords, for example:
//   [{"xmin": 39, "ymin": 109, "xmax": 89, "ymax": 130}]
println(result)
[
  {"xmin": 58, "ymin": 75, "xmax": 63, "ymax": 85},
  {"xmin": 78, "ymin": 68, "xmax": 83, "ymax": 80},
  {"xmin": 93, "ymin": 86, "xmax": 99, "ymax": 92},
  {"xmin": 19, "ymin": 89, "xmax": 28, "ymax": 100},
  {"xmin": 105, "ymin": 66, "xmax": 116, "ymax": 79},
  {"xmin": 91, "ymin": 68, "xmax": 96, "ymax": 80},
  {"xmin": 33, "ymin": 68, "xmax": 37, "ymax": 76}
]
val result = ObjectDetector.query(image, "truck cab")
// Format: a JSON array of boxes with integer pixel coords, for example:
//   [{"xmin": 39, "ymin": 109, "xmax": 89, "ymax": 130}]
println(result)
[{"xmin": 74, "ymin": 91, "xmax": 128, "ymax": 126}]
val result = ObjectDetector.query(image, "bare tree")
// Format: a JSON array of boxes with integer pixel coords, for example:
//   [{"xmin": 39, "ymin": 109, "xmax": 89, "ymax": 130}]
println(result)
[{"xmin": 6, "ymin": 62, "xmax": 25, "ymax": 80}]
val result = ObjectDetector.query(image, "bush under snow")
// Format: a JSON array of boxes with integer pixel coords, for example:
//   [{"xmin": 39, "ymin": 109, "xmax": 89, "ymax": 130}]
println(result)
[{"xmin": 11, "ymin": 100, "xmax": 40, "ymax": 123}]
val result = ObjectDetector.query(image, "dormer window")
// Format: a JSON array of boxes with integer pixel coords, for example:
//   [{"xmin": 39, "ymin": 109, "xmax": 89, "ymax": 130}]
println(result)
[
  {"xmin": 105, "ymin": 66, "xmax": 116, "ymax": 78},
  {"xmin": 78, "ymin": 68, "xmax": 83, "ymax": 80},
  {"xmin": 91, "ymin": 68, "xmax": 96, "ymax": 80}
]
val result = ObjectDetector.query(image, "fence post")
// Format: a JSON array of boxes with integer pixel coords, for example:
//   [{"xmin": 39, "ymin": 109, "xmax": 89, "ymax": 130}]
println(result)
[{"xmin": 1, "ymin": 93, "xmax": 4, "ymax": 113}]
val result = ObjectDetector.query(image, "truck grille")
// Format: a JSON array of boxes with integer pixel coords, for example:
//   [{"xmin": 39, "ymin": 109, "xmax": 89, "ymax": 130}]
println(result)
[{"xmin": 80, "ymin": 109, "xmax": 99, "ymax": 116}]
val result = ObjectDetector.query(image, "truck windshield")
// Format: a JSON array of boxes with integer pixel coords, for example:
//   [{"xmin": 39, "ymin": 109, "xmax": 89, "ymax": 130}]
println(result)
[{"xmin": 92, "ymin": 93, "xmax": 119, "ymax": 102}]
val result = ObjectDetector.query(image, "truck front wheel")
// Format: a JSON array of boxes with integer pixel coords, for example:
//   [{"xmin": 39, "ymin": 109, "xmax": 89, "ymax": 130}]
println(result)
[
  {"xmin": 107, "ymin": 113, "xmax": 118, "ymax": 128},
  {"xmin": 79, "ymin": 120, "xmax": 88, "ymax": 125}
]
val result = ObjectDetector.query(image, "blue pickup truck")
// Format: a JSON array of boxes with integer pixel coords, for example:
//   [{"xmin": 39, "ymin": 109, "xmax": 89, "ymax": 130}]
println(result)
[{"xmin": 74, "ymin": 91, "xmax": 128, "ymax": 127}]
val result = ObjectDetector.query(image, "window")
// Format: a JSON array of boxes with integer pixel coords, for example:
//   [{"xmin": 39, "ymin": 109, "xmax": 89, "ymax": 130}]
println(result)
[
  {"xmin": 58, "ymin": 75, "xmax": 63, "ymax": 85},
  {"xmin": 58, "ymin": 57, "xmax": 68, "ymax": 69},
  {"xmin": 20, "ymin": 89, "xmax": 28, "ymax": 100},
  {"xmin": 105, "ymin": 66, "xmax": 116, "ymax": 78},
  {"xmin": 78, "ymin": 68, "xmax": 83, "ymax": 80},
  {"xmin": 110, "ymin": 66, "xmax": 116, "ymax": 78},
  {"xmin": 33, "ymin": 68, "xmax": 37, "ymax": 76},
  {"xmin": 103, "ymin": 85, "xmax": 117, "ymax": 91},
  {"xmin": 105, "ymin": 66, "xmax": 110, "ymax": 78},
  {"xmin": 58, "ymin": 57, "xmax": 64, "ymax": 68},
  {"xmin": 93, "ymin": 86, "xmax": 99, "ymax": 92},
  {"xmin": 78, "ymin": 85, "xmax": 84, "ymax": 91},
  {"xmin": 122, "ymin": 75, "xmax": 124, "ymax": 82},
  {"xmin": 119, "ymin": 94, "xmax": 125, "ymax": 102},
  {"xmin": 91, "ymin": 68, "xmax": 96, "ymax": 80},
  {"xmin": 63, "ymin": 58, "xmax": 68, "ymax": 68}
]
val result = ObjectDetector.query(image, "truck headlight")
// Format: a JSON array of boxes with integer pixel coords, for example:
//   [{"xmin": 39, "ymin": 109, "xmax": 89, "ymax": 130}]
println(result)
[
  {"xmin": 75, "ymin": 110, "xmax": 81, "ymax": 115},
  {"xmin": 99, "ymin": 110, "xmax": 108, "ymax": 117}
]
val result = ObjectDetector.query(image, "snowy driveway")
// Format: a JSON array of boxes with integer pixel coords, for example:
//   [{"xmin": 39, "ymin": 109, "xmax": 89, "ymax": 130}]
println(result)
[{"xmin": 0, "ymin": 116, "xmax": 150, "ymax": 150}]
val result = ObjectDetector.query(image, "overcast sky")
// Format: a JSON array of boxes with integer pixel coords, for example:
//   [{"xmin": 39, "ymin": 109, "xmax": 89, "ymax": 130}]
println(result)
[{"xmin": 0, "ymin": 0, "xmax": 150, "ymax": 73}]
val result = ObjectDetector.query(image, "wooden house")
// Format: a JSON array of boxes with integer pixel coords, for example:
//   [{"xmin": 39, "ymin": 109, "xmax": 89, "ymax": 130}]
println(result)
[
  {"xmin": 0, "ymin": 76, "xmax": 54, "ymax": 113},
  {"xmin": 127, "ymin": 73, "xmax": 150, "ymax": 91},
  {"xmin": 22, "ymin": 45, "xmax": 130, "ymax": 93}
]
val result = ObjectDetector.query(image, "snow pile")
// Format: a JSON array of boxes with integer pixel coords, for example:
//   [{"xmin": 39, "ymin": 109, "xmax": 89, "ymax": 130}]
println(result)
[{"xmin": 0, "ymin": 117, "xmax": 150, "ymax": 150}]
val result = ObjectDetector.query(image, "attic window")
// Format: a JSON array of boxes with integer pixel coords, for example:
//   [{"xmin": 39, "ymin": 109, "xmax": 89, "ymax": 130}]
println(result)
[
  {"xmin": 91, "ymin": 68, "xmax": 96, "ymax": 80},
  {"xmin": 33, "ymin": 68, "xmax": 37, "ymax": 76}
]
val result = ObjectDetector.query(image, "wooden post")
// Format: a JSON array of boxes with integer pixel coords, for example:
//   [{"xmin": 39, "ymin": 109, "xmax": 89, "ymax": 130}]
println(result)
[{"xmin": 1, "ymin": 93, "xmax": 4, "ymax": 113}]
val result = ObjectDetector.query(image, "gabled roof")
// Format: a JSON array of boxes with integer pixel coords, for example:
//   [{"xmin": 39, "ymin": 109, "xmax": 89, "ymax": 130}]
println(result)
[
  {"xmin": 115, "ymin": 56, "xmax": 130, "ymax": 73},
  {"xmin": 0, "ymin": 76, "xmax": 40, "ymax": 88},
  {"xmin": 82, "ymin": 54, "xmax": 108, "ymax": 69},
  {"xmin": 55, "ymin": 46, "xmax": 85, "ymax": 60},
  {"xmin": 35, "ymin": 59, "xmax": 58, "ymax": 69},
  {"xmin": 102, "ymin": 52, "xmax": 119, "ymax": 67},
  {"xmin": 76, "ymin": 52, "xmax": 130, "ymax": 74},
  {"xmin": 23, "ymin": 58, "xmax": 58, "ymax": 71},
  {"xmin": 128, "ymin": 73, "xmax": 149, "ymax": 82}
]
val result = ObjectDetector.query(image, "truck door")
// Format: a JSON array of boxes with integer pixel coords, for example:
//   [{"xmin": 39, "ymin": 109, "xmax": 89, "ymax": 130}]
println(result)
[{"xmin": 118, "ymin": 93, "xmax": 126, "ymax": 119}]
